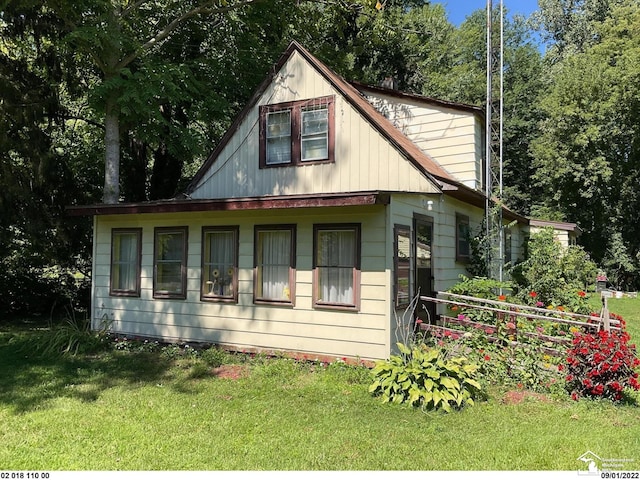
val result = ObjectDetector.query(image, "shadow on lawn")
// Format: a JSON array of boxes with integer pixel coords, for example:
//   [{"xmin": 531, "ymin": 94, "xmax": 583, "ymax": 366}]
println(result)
[{"xmin": 0, "ymin": 325, "xmax": 174, "ymax": 414}]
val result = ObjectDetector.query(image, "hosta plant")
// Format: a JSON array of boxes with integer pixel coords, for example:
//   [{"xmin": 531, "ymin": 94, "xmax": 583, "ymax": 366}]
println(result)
[
  {"xmin": 564, "ymin": 327, "xmax": 640, "ymax": 401},
  {"xmin": 369, "ymin": 343, "xmax": 482, "ymax": 412}
]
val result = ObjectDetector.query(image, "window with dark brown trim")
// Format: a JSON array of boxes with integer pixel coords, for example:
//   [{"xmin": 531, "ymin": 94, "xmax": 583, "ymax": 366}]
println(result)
[
  {"xmin": 394, "ymin": 224, "xmax": 412, "ymax": 307},
  {"xmin": 201, "ymin": 226, "xmax": 239, "ymax": 302},
  {"xmin": 153, "ymin": 227, "xmax": 188, "ymax": 299},
  {"xmin": 254, "ymin": 225, "xmax": 296, "ymax": 304},
  {"xmin": 313, "ymin": 224, "xmax": 361, "ymax": 310},
  {"xmin": 110, "ymin": 228, "xmax": 142, "ymax": 297},
  {"xmin": 259, "ymin": 96, "xmax": 335, "ymax": 168},
  {"xmin": 456, "ymin": 214, "xmax": 471, "ymax": 262}
]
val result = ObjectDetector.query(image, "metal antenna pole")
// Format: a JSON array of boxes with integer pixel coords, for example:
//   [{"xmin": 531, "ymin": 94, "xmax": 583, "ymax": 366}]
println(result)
[{"xmin": 485, "ymin": 0, "xmax": 504, "ymax": 281}]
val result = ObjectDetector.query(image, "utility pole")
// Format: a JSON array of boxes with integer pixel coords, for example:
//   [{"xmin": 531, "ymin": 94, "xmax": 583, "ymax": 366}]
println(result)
[{"xmin": 485, "ymin": 0, "xmax": 504, "ymax": 281}]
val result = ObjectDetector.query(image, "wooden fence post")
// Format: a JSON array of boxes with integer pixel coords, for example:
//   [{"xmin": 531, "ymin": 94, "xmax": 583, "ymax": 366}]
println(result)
[{"xmin": 601, "ymin": 295, "xmax": 610, "ymax": 332}]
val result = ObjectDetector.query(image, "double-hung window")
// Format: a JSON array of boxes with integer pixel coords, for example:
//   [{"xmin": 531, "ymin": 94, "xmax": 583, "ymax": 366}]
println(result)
[
  {"xmin": 153, "ymin": 227, "xmax": 188, "ymax": 299},
  {"xmin": 110, "ymin": 228, "xmax": 142, "ymax": 297},
  {"xmin": 260, "ymin": 96, "xmax": 334, "ymax": 167},
  {"xmin": 254, "ymin": 225, "xmax": 296, "ymax": 304},
  {"xmin": 202, "ymin": 227, "xmax": 239, "ymax": 302},
  {"xmin": 313, "ymin": 224, "xmax": 360, "ymax": 309}
]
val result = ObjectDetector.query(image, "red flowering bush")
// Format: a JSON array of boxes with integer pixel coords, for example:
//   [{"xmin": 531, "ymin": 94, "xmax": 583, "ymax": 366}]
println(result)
[{"xmin": 564, "ymin": 324, "xmax": 640, "ymax": 401}]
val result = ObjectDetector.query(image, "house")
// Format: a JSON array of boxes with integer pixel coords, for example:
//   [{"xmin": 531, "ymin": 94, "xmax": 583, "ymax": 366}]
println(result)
[
  {"xmin": 528, "ymin": 219, "xmax": 582, "ymax": 248},
  {"xmin": 68, "ymin": 41, "xmax": 530, "ymax": 361}
]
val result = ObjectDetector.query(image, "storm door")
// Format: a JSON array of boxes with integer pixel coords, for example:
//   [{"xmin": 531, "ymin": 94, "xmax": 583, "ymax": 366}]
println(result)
[{"xmin": 414, "ymin": 215, "xmax": 435, "ymax": 323}]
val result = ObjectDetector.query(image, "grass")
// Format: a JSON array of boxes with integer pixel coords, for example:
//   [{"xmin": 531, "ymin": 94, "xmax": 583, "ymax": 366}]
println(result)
[
  {"xmin": 588, "ymin": 294, "xmax": 640, "ymax": 341},
  {"xmin": 1, "ymin": 316, "xmax": 639, "ymax": 471}
]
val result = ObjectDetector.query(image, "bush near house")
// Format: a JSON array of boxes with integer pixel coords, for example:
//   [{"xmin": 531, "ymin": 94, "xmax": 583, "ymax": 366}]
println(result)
[{"xmin": 510, "ymin": 227, "xmax": 597, "ymax": 314}]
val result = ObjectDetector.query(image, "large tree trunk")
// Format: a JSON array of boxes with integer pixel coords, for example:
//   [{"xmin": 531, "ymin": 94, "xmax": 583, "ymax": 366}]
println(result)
[{"xmin": 103, "ymin": 95, "xmax": 120, "ymax": 204}]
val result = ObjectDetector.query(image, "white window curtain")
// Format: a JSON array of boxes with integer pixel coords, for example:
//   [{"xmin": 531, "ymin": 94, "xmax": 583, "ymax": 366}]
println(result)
[
  {"xmin": 301, "ymin": 107, "xmax": 328, "ymax": 161},
  {"xmin": 317, "ymin": 230, "xmax": 355, "ymax": 304},
  {"xmin": 113, "ymin": 232, "xmax": 138, "ymax": 291},
  {"xmin": 203, "ymin": 231, "xmax": 235, "ymax": 297},
  {"xmin": 266, "ymin": 111, "xmax": 291, "ymax": 164},
  {"xmin": 258, "ymin": 230, "xmax": 291, "ymax": 300}
]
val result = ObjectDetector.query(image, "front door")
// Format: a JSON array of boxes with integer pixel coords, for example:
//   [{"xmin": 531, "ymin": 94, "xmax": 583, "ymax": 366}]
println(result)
[{"xmin": 414, "ymin": 216, "xmax": 435, "ymax": 323}]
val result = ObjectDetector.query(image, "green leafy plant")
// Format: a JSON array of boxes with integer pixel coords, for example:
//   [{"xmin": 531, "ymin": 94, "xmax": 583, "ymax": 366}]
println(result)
[
  {"xmin": 201, "ymin": 346, "xmax": 229, "ymax": 368},
  {"xmin": 369, "ymin": 343, "xmax": 482, "ymax": 413},
  {"xmin": 511, "ymin": 228, "xmax": 597, "ymax": 314},
  {"xmin": 34, "ymin": 312, "xmax": 111, "ymax": 357}
]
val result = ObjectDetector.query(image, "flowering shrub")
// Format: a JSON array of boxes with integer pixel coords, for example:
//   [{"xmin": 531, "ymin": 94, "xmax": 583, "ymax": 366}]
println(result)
[{"xmin": 564, "ymin": 326, "xmax": 640, "ymax": 401}]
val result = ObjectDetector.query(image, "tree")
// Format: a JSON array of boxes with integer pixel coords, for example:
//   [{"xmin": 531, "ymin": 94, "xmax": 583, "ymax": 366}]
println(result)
[
  {"xmin": 531, "ymin": 1, "xmax": 640, "ymax": 286},
  {"xmin": 40, "ymin": 0, "xmax": 281, "ymax": 204}
]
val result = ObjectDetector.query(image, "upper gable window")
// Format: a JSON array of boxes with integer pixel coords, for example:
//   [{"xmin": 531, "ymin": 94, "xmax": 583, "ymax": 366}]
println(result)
[{"xmin": 259, "ymin": 96, "xmax": 335, "ymax": 168}]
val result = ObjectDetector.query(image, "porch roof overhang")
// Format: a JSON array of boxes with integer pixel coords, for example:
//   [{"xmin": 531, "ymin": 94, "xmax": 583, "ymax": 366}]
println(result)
[
  {"xmin": 440, "ymin": 180, "xmax": 529, "ymax": 225},
  {"xmin": 66, "ymin": 191, "xmax": 391, "ymax": 216}
]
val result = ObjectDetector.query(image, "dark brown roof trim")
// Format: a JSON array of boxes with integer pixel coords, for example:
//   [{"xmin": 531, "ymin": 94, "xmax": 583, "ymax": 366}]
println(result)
[
  {"xmin": 440, "ymin": 181, "xmax": 528, "ymax": 224},
  {"xmin": 351, "ymin": 81, "xmax": 485, "ymax": 117},
  {"xmin": 530, "ymin": 219, "xmax": 582, "ymax": 234},
  {"xmin": 66, "ymin": 192, "xmax": 390, "ymax": 216}
]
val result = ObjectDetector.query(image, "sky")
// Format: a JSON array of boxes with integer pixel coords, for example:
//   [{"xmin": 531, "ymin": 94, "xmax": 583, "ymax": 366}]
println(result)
[{"xmin": 436, "ymin": 0, "xmax": 540, "ymax": 25}]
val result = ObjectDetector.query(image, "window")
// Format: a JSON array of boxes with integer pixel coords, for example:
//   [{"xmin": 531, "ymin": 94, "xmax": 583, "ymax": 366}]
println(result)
[
  {"xmin": 110, "ymin": 228, "xmax": 142, "ymax": 296},
  {"xmin": 153, "ymin": 227, "xmax": 188, "ymax": 299},
  {"xmin": 313, "ymin": 224, "xmax": 361, "ymax": 309},
  {"xmin": 504, "ymin": 229, "xmax": 512, "ymax": 265},
  {"xmin": 259, "ymin": 96, "xmax": 334, "ymax": 167},
  {"xmin": 201, "ymin": 227, "xmax": 239, "ymax": 302},
  {"xmin": 254, "ymin": 225, "xmax": 296, "ymax": 304},
  {"xmin": 394, "ymin": 225, "xmax": 412, "ymax": 307},
  {"xmin": 456, "ymin": 214, "xmax": 470, "ymax": 262}
]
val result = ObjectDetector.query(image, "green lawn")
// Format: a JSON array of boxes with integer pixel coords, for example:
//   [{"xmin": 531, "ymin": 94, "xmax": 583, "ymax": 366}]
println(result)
[{"xmin": 1, "ymin": 314, "xmax": 639, "ymax": 471}]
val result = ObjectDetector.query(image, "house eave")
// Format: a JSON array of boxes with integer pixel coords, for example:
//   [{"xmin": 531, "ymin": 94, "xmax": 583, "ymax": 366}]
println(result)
[
  {"xmin": 529, "ymin": 219, "xmax": 582, "ymax": 235},
  {"xmin": 439, "ymin": 181, "xmax": 528, "ymax": 224},
  {"xmin": 66, "ymin": 192, "xmax": 391, "ymax": 216}
]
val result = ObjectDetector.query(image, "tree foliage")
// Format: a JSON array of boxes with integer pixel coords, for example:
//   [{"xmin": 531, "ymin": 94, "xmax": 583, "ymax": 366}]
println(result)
[
  {"xmin": 3, "ymin": 0, "xmax": 640, "ymax": 317},
  {"xmin": 531, "ymin": 1, "xmax": 640, "ymax": 286}
]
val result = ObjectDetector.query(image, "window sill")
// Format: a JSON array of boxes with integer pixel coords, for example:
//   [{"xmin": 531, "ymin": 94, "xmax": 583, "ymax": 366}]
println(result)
[
  {"xmin": 109, "ymin": 291, "xmax": 140, "ymax": 298},
  {"xmin": 254, "ymin": 299, "xmax": 294, "ymax": 307},
  {"xmin": 153, "ymin": 293, "xmax": 186, "ymax": 300},
  {"xmin": 201, "ymin": 295, "xmax": 238, "ymax": 304},
  {"xmin": 313, "ymin": 302, "xmax": 359, "ymax": 312}
]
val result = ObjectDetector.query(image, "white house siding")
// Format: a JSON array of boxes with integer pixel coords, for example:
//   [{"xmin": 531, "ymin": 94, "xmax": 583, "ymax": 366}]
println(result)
[
  {"xmin": 389, "ymin": 194, "xmax": 482, "ymax": 293},
  {"xmin": 189, "ymin": 50, "xmax": 441, "ymax": 200},
  {"xmin": 363, "ymin": 92, "xmax": 483, "ymax": 190},
  {"xmin": 92, "ymin": 205, "xmax": 391, "ymax": 360}
]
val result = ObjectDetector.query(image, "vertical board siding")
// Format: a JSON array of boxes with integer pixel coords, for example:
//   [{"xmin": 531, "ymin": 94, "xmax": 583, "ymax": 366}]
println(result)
[
  {"xmin": 189, "ymin": 51, "xmax": 440, "ymax": 200},
  {"xmin": 364, "ymin": 93, "xmax": 483, "ymax": 190},
  {"xmin": 93, "ymin": 207, "xmax": 390, "ymax": 360}
]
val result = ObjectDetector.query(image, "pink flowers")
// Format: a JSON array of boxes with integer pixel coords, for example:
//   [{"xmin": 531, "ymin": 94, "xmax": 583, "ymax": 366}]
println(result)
[{"xmin": 505, "ymin": 322, "xmax": 516, "ymax": 330}]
